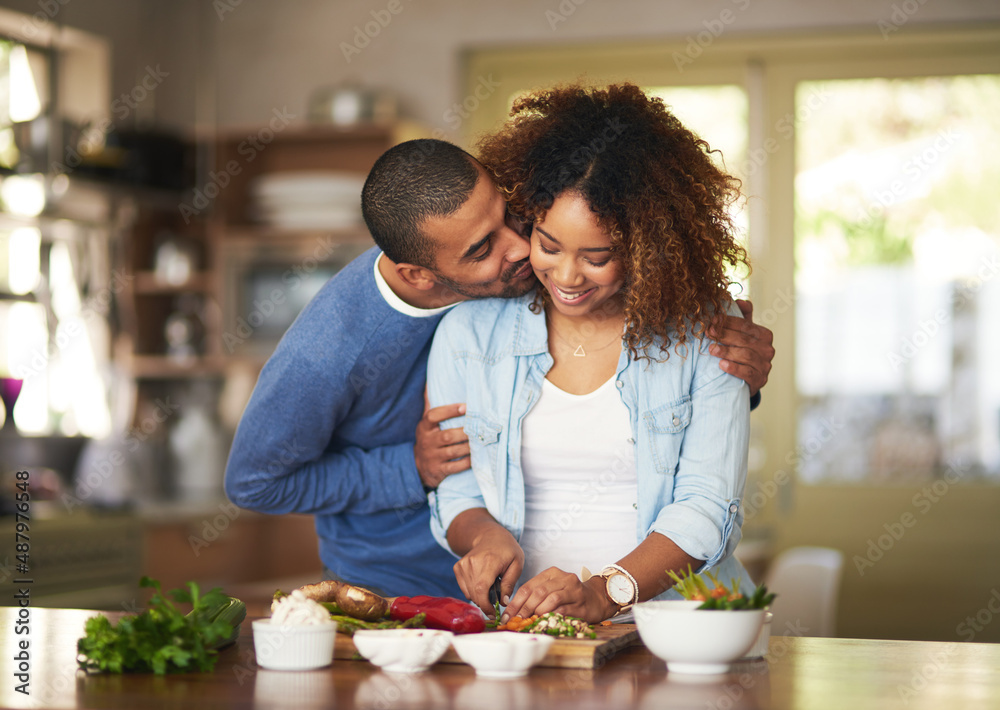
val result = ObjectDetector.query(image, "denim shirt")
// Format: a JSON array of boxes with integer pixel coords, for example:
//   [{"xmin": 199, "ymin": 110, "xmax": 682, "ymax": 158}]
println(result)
[{"xmin": 426, "ymin": 292, "xmax": 754, "ymax": 594}]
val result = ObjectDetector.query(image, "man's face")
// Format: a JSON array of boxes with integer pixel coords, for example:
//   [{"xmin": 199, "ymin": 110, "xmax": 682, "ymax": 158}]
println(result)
[{"xmin": 419, "ymin": 165, "xmax": 535, "ymax": 300}]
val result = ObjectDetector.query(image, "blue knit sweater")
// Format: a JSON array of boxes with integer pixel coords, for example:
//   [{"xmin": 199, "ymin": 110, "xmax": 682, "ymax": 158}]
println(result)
[{"xmin": 224, "ymin": 247, "xmax": 462, "ymax": 597}]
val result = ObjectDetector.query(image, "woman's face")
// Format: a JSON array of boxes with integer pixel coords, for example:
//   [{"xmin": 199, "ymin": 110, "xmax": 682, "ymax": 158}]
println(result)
[{"xmin": 530, "ymin": 191, "xmax": 625, "ymax": 318}]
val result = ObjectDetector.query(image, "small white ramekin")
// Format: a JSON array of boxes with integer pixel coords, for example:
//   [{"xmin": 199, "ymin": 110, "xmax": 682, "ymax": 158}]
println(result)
[{"xmin": 252, "ymin": 618, "xmax": 338, "ymax": 671}]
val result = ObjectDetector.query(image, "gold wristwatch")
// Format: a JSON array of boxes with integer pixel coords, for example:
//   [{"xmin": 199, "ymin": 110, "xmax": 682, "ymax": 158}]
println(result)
[{"xmin": 598, "ymin": 564, "xmax": 638, "ymax": 614}]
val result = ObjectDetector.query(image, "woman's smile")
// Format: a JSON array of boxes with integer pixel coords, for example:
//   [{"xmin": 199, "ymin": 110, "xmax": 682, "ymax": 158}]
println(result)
[
  {"xmin": 550, "ymin": 283, "xmax": 596, "ymax": 304},
  {"xmin": 530, "ymin": 191, "xmax": 624, "ymax": 318}
]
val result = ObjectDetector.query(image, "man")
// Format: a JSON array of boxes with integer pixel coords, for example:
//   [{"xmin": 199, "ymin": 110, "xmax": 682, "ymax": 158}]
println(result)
[{"xmin": 224, "ymin": 139, "xmax": 773, "ymax": 598}]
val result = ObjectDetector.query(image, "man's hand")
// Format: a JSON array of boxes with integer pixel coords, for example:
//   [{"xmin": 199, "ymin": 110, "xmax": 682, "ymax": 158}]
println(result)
[
  {"xmin": 414, "ymin": 396, "xmax": 470, "ymax": 490},
  {"xmin": 709, "ymin": 299, "xmax": 775, "ymax": 398}
]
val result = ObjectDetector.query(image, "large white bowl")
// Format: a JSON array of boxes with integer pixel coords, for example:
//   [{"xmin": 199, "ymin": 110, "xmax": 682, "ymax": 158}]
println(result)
[
  {"xmin": 742, "ymin": 611, "xmax": 773, "ymax": 659},
  {"xmin": 450, "ymin": 632, "xmax": 554, "ymax": 679},
  {"xmin": 252, "ymin": 619, "xmax": 338, "ymax": 671},
  {"xmin": 353, "ymin": 629, "xmax": 455, "ymax": 673},
  {"xmin": 634, "ymin": 601, "xmax": 765, "ymax": 675}
]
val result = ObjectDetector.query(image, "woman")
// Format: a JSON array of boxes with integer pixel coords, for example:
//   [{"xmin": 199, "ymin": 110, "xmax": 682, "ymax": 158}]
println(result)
[{"xmin": 426, "ymin": 83, "xmax": 753, "ymax": 624}]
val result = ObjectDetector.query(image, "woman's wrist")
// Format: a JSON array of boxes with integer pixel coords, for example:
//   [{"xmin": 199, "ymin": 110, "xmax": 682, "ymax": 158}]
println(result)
[{"xmin": 585, "ymin": 575, "xmax": 620, "ymax": 621}]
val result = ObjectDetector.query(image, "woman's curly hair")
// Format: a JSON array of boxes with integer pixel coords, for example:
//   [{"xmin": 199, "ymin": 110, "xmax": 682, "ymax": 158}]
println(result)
[{"xmin": 476, "ymin": 82, "xmax": 749, "ymax": 360}]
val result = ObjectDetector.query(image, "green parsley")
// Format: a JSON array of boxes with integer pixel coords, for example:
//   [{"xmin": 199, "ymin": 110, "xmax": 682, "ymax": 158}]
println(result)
[{"xmin": 77, "ymin": 577, "xmax": 245, "ymax": 675}]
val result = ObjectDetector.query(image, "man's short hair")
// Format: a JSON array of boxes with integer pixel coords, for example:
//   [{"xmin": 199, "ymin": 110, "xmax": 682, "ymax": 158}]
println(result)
[{"xmin": 361, "ymin": 139, "xmax": 480, "ymax": 267}]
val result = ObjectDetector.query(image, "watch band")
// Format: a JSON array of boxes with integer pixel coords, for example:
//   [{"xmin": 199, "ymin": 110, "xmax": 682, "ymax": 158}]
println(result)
[{"xmin": 599, "ymin": 564, "xmax": 639, "ymax": 610}]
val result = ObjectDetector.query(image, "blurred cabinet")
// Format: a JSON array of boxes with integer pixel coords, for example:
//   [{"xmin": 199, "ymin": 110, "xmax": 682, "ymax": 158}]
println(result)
[
  {"xmin": 209, "ymin": 122, "xmax": 422, "ymax": 363},
  {"xmin": 141, "ymin": 511, "xmax": 320, "ymax": 605},
  {"xmin": 113, "ymin": 122, "xmax": 423, "ymax": 502}
]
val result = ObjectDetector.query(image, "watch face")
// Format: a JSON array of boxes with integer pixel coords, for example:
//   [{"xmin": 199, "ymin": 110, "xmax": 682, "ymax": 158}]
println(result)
[{"xmin": 606, "ymin": 573, "xmax": 634, "ymax": 605}]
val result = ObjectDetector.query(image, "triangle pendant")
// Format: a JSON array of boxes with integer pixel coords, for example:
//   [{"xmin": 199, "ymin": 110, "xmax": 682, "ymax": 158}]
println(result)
[{"xmin": 573, "ymin": 345, "xmax": 586, "ymax": 357}]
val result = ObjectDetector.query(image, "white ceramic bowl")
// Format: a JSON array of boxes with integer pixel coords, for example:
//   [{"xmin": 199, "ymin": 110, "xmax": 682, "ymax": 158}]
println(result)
[
  {"xmin": 634, "ymin": 601, "xmax": 765, "ymax": 675},
  {"xmin": 450, "ymin": 632, "xmax": 554, "ymax": 679},
  {"xmin": 353, "ymin": 629, "xmax": 455, "ymax": 673},
  {"xmin": 742, "ymin": 611, "xmax": 773, "ymax": 659},
  {"xmin": 252, "ymin": 619, "xmax": 338, "ymax": 671}
]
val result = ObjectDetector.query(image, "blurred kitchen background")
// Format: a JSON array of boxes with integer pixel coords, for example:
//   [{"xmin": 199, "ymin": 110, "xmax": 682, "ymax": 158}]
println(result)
[{"xmin": 0, "ymin": 0, "xmax": 998, "ymax": 638}]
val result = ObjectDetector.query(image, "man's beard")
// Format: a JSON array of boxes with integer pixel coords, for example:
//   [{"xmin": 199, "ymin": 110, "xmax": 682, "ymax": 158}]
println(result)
[{"xmin": 432, "ymin": 258, "xmax": 537, "ymax": 300}]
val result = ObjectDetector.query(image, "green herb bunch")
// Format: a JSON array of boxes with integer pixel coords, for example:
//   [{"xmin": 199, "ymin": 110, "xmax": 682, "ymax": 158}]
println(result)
[
  {"xmin": 77, "ymin": 576, "xmax": 245, "ymax": 674},
  {"xmin": 667, "ymin": 565, "xmax": 776, "ymax": 611}
]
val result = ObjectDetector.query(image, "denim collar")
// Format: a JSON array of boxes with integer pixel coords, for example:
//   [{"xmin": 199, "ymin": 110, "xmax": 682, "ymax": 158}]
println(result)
[{"xmin": 509, "ymin": 291, "xmax": 550, "ymax": 357}]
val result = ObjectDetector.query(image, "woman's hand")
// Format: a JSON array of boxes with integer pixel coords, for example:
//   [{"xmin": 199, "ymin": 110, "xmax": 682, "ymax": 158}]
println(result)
[
  {"xmin": 453, "ymin": 524, "xmax": 525, "ymax": 617},
  {"xmin": 501, "ymin": 568, "xmax": 617, "ymax": 624}
]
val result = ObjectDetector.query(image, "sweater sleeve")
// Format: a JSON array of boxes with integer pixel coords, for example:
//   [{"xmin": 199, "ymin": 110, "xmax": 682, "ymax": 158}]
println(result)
[
  {"xmin": 425, "ymin": 309, "xmax": 487, "ymax": 555},
  {"xmin": 224, "ymin": 338, "xmax": 427, "ymax": 517}
]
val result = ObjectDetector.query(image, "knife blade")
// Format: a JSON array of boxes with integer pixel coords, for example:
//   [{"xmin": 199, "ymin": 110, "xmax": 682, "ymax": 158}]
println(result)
[{"xmin": 488, "ymin": 576, "xmax": 504, "ymax": 615}]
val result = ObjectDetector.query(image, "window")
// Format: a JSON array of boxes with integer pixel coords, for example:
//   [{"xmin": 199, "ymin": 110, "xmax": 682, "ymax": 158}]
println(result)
[
  {"xmin": 460, "ymin": 26, "xmax": 1000, "ymax": 643},
  {"xmin": 462, "ymin": 28, "xmax": 1000, "ymax": 488},
  {"xmin": 0, "ymin": 32, "xmax": 111, "ymax": 437},
  {"xmin": 794, "ymin": 75, "xmax": 1000, "ymax": 483}
]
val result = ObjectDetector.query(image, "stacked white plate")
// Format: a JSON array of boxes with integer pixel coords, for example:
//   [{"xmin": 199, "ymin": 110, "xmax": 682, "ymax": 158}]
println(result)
[{"xmin": 250, "ymin": 171, "xmax": 366, "ymax": 230}]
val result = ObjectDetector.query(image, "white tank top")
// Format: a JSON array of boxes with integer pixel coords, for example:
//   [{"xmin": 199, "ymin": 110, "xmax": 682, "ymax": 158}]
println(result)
[{"xmin": 519, "ymin": 376, "xmax": 638, "ymax": 581}]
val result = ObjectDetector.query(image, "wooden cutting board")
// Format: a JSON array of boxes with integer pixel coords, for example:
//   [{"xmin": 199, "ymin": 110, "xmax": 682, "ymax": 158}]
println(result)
[{"xmin": 334, "ymin": 623, "xmax": 640, "ymax": 670}]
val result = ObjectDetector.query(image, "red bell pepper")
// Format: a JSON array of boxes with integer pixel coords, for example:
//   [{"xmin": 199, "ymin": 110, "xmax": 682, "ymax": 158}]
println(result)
[{"xmin": 389, "ymin": 595, "xmax": 485, "ymax": 634}]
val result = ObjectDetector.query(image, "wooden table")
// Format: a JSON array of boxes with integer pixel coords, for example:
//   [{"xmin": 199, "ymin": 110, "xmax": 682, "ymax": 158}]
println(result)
[{"xmin": 2, "ymin": 608, "xmax": 999, "ymax": 709}]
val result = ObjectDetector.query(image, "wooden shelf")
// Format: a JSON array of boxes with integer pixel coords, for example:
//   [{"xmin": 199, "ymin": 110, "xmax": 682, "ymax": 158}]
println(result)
[
  {"xmin": 214, "ymin": 223, "xmax": 371, "ymax": 243},
  {"xmin": 133, "ymin": 271, "xmax": 214, "ymax": 294},
  {"xmin": 127, "ymin": 354, "xmax": 226, "ymax": 379}
]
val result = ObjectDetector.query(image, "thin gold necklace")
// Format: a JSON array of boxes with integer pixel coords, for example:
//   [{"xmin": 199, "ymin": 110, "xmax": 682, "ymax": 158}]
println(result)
[{"xmin": 547, "ymin": 320, "xmax": 622, "ymax": 357}]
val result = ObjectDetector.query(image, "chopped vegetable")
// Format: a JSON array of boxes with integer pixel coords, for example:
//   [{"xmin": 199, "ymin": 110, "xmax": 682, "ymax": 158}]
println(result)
[
  {"xmin": 496, "ymin": 615, "xmax": 538, "ymax": 632},
  {"xmin": 498, "ymin": 612, "xmax": 596, "ymax": 639},
  {"xmin": 77, "ymin": 577, "xmax": 246, "ymax": 675},
  {"xmin": 330, "ymin": 613, "xmax": 426, "ymax": 636},
  {"xmin": 667, "ymin": 565, "xmax": 776, "ymax": 610}
]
